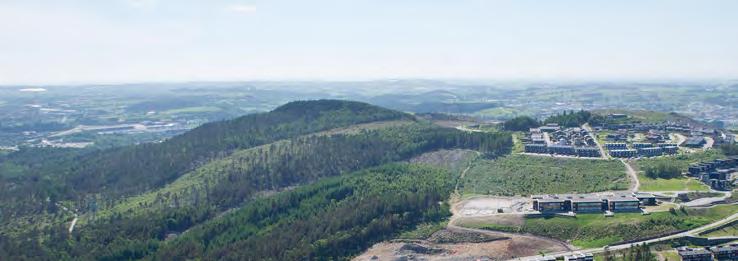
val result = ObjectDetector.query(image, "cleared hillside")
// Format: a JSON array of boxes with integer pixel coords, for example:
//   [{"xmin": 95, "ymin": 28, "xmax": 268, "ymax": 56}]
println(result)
[{"xmin": 461, "ymin": 155, "xmax": 628, "ymax": 196}]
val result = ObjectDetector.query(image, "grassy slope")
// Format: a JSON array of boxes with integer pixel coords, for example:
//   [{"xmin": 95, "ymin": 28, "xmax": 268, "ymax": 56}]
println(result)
[
  {"xmin": 461, "ymin": 154, "xmax": 628, "ymax": 196},
  {"xmin": 700, "ymin": 222, "xmax": 738, "ymax": 237},
  {"xmin": 635, "ymin": 150, "xmax": 724, "ymax": 192},
  {"xmin": 468, "ymin": 204, "xmax": 738, "ymax": 248}
]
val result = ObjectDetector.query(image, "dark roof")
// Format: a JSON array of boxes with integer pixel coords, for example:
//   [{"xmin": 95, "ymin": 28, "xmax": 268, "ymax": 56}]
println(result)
[{"xmin": 679, "ymin": 249, "xmax": 712, "ymax": 256}]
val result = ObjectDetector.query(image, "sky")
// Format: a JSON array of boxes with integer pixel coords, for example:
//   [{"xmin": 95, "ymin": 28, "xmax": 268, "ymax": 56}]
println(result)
[{"xmin": 1, "ymin": 0, "xmax": 738, "ymax": 84}]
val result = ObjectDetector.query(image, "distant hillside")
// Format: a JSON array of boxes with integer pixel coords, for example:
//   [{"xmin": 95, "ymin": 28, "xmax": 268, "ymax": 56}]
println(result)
[
  {"xmin": 366, "ymin": 90, "xmax": 499, "ymax": 114},
  {"xmin": 591, "ymin": 109, "xmax": 705, "ymax": 126},
  {"xmin": 1, "ymin": 100, "xmax": 412, "ymax": 215},
  {"xmin": 73, "ymin": 100, "xmax": 411, "ymax": 195}
]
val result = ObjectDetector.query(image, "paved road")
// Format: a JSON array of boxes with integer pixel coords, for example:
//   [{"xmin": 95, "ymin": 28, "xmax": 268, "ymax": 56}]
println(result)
[
  {"xmin": 681, "ymin": 190, "xmax": 733, "ymax": 207},
  {"xmin": 510, "ymin": 212, "xmax": 738, "ymax": 261},
  {"xmin": 582, "ymin": 123, "xmax": 608, "ymax": 160}
]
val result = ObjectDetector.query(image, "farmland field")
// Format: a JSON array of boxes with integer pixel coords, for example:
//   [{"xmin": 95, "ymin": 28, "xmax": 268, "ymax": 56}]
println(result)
[{"xmin": 461, "ymin": 154, "xmax": 628, "ymax": 196}]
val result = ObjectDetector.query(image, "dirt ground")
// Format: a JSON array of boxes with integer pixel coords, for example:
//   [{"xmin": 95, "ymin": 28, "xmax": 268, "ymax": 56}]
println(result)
[
  {"xmin": 353, "ymin": 228, "xmax": 569, "ymax": 261},
  {"xmin": 455, "ymin": 196, "xmax": 531, "ymax": 216},
  {"xmin": 454, "ymin": 214, "xmax": 525, "ymax": 228}
]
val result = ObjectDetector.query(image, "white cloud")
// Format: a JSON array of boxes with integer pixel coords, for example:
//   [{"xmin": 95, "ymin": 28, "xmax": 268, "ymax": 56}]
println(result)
[{"xmin": 227, "ymin": 4, "xmax": 257, "ymax": 14}]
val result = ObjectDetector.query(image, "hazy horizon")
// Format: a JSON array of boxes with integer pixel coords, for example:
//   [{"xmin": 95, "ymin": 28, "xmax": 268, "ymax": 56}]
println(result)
[{"xmin": 2, "ymin": 0, "xmax": 738, "ymax": 85}]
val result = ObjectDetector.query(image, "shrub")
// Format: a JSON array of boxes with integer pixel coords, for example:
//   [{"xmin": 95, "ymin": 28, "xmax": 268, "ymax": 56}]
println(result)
[{"xmin": 644, "ymin": 163, "xmax": 681, "ymax": 179}]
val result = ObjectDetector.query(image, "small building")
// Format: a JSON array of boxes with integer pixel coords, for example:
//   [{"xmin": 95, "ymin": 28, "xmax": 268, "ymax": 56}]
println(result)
[
  {"xmin": 689, "ymin": 163, "xmax": 705, "ymax": 176},
  {"xmin": 633, "ymin": 192, "xmax": 657, "ymax": 206},
  {"xmin": 710, "ymin": 244, "xmax": 738, "ymax": 260},
  {"xmin": 678, "ymin": 247, "xmax": 714, "ymax": 261},
  {"xmin": 682, "ymin": 136, "xmax": 706, "ymax": 148}
]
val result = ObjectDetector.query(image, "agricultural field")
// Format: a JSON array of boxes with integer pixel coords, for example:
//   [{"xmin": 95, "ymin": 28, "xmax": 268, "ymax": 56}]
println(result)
[
  {"xmin": 460, "ymin": 154, "xmax": 628, "ymax": 196},
  {"xmin": 465, "ymin": 204, "xmax": 738, "ymax": 248},
  {"xmin": 635, "ymin": 150, "xmax": 725, "ymax": 191}
]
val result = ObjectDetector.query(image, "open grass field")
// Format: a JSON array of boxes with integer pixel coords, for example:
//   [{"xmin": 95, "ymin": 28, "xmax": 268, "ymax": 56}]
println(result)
[
  {"xmin": 461, "ymin": 154, "xmax": 628, "ymax": 196},
  {"xmin": 635, "ymin": 150, "xmax": 724, "ymax": 192},
  {"xmin": 637, "ymin": 174, "xmax": 709, "ymax": 192},
  {"xmin": 465, "ymin": 204, "xmax": 738, "ymax": 248}
]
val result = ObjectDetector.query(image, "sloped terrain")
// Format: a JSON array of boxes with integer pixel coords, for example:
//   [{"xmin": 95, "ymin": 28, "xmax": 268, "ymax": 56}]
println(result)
[{"xmin": 0, "ymin": 100, "xmax": 513, "ymax": 260}]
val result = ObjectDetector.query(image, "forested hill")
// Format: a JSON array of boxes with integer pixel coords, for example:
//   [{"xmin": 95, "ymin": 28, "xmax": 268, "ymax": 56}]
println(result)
[
  {"xmin": 0, "ymin": 100, "xmax": 514, "ymax": 260},
  {"xmin": 65, "ymin": 100, "xmax": 411, "ymax": 196},
  {"xmin": 0, "ymin": 100, "xmax": 411, "ymax": 218}
]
